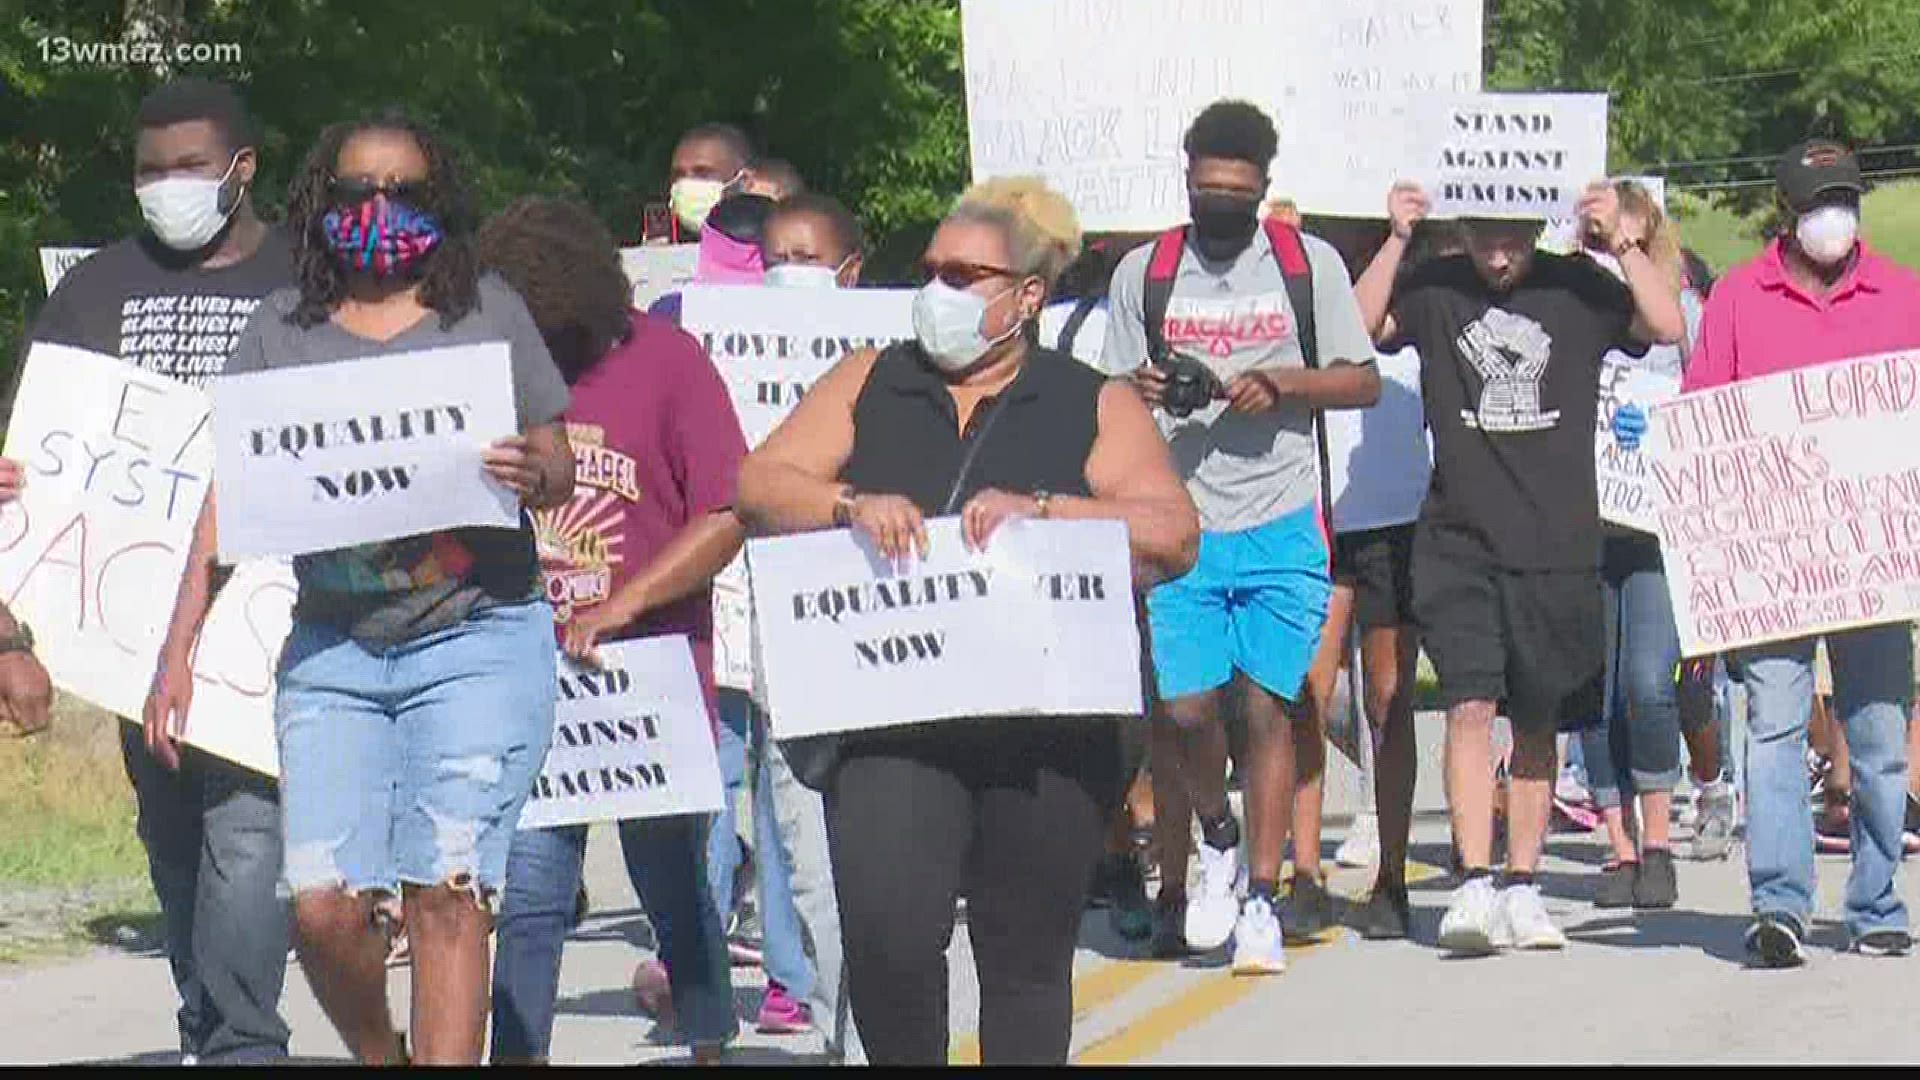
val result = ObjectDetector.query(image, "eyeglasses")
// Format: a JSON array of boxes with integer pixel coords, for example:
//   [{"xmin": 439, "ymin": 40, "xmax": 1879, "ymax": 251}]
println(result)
[
  {"xmin": 327, "ymin": 175, "xmax": 431, "ymax": 205},
  {"xmin": 921, "ymin": 260, "xmax": 1017, "ymax": 289}
]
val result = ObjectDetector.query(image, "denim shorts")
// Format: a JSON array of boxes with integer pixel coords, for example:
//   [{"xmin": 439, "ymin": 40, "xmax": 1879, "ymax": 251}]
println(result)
[{"xmin": 275, "ymin": 599, "xmax": 557, "ymax": 901}]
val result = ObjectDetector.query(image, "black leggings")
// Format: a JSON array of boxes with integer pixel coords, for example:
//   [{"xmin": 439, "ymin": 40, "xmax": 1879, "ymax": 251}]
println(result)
[{"xmin": 824, "ymin": 718, "xmax": 1125, "ymax": 1065}]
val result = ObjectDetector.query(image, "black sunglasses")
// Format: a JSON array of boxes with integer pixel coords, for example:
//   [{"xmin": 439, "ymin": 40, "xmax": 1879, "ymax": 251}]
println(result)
[
  {"xmin": 921, "ymin": 259, "xmax": 1019, "ymax": 289},
  {"xmin": 327, "ymin": 175, "xmax": 431, "ymax": 205}
]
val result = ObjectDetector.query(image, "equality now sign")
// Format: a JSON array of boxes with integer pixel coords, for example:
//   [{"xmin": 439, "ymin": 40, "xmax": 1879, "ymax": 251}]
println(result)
[
  {"xmin": 1648, "ymin": 349, "xmax": 1920, "ymax": 656},
  {"xmin": 748, "ymin": 517, "xmax": 1142, "ymax": 739},
  {"xmin": 212, "ymin": 343, "xmax": 520, "ymax": 560}
]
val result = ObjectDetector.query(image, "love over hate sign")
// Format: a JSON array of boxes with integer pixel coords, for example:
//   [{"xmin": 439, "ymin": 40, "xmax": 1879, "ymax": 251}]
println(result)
[
  {"xmin": 748, "ymin": 517, "xmax": 1143, "ymax": 739},
  {"xmin": 212, "ymin": 343, "xmax": 520, "ymax": 561}
]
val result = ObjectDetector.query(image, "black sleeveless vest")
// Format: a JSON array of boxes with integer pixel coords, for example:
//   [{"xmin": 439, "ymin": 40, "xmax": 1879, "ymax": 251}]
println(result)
[{"xmin": 840, "ymin": 342, "xmax": 1103, "ymax": 513}]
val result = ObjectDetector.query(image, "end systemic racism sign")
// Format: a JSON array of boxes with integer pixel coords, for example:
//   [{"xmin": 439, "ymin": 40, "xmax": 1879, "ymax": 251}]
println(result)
[
  {"xmin": 212, "ymin": 344, "xmax": 521, "ymax": 561},
  {"xmin": 519, "ymin": 636, "xmax": 725, "ymax": 830},
  {"xmin": 748, "ymin": 517, "xmax": 1142, "ymax": 739},
  {"xmin": 1649, "ymin": 349, "xmax": 1920, "ymax": 656}
]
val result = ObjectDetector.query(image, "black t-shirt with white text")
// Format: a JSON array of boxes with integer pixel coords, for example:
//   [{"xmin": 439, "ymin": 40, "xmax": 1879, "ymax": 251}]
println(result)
[
  {"xmin": 1388, "ymin": 252, "xmax": 1638, "ymax": 570},
  {"xmin": 27, "ymin": 227, "xmax": 295, "ymax": 390}
]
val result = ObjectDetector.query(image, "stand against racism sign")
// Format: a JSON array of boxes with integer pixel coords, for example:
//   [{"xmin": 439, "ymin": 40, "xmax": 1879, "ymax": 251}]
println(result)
[
  {"xmin": 519, "ymin": 636, "xmax": 725, "ymax": 830},
  {"xmin": 1416, "ymin": 93, "xmax": 1609, "ymax": 220},
  {"xmin": 961, "ymin": 0, "xmax": 1482, "ymax": 228},
  {"xmin": 1648, "ymin": 349, "xmax": 1920, "ymax": 656},
  {"xmin": 749, "ymin": 517, "xmax": 1142, "ymax": 739},
  {"xmin": 681, "ymin": 284, "xmax": 915, "ymax": 689},
  {"xmin": 212, "ymin": 343, "xmax": 520, "ymax": 561},
  {"xmin": 0, "ymin": 344, "xmax": 292, "ymax": 775}
]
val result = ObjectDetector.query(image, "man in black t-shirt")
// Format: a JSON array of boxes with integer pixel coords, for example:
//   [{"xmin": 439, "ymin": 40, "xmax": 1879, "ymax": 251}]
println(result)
[
  {"xmin": 12, "ymin": 79, "xmax": 294, "ymax": 1063},
  {"xmin": 1356, "ymin": 180, "xmax": 1685, "ymax": 958}
]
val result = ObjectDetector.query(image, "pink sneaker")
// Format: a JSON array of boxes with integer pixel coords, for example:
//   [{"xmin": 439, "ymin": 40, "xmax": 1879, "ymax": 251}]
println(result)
[{"xmin": 755, "ymin": 981, "xmax": 813, "ymax": 1035}]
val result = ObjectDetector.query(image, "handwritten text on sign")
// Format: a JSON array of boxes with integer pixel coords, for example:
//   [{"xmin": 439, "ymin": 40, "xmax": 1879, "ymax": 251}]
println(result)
[
  {"xmin": 180, "ymin": 560, "xmax": 296, "ymax": 776},
  {"xmin": 681, "ymin": 284, "xmax": 915, "ymax": 689},
  {"xmin": 749, "ymin": 517, "xmax": 1142, "ymax": 739},
  {"xmin": 1418, "ymin": 93, "xmax": 1609, "ymax": 220},
  {"xmin": 1650, "ymin": 350, "xmax": 1920, "ymax": 655},
  {"xmin": 1596, "ymin": 354, "xmax": 1679, "ymax": 533},
  {"xmin": 961, "ymin": 0, "xmax": 1481, "ymax": 228},
  {"xmin": 519, "ymin": 636, "xmax": 725, "ymax": 830},
  {"xmin": 41, "ymin": 246, "xmax": 98, "ymax": 294},
  {"xmin": 212, "ymin": 344, "xmax": 520, "ymax": 561}
]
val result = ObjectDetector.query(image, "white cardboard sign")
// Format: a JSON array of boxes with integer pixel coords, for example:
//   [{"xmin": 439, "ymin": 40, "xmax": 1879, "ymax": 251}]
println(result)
[
  {"xmin": 620, "ymin": 244, "xmax": 700, "ymax": 311},
  {"xmin": 681, "ymin": 284, "xmax": 915, "ymax": 689},
  {"xmin": 1417, "ymin": 92, "xmax": 1610, "ymax": 221},
  {"xmin": 748, "ymin": 517, "xmax": 1142, "ymax": 739},
  {"xmin": 1595, "ymin": 353, "xmax": 1680, "ymax": 533},
  {"xmin": 179, "ymin": 559, "xmax": 296, "ymax": 776},
  {"xmin": 1326, "ymin": 347, "xmax": 1430, "ymax": 533},
  {"xmin": 40, "ymin": 246, "xmax": 98, "ymax": 294},
  {"xmin": 961, "ymin": 0, "xmax": 1483, "ymax": 229},
  {"xmin": 212, "ymin": 343, "xmax": 520, "ymax": 561},
  {"xmin": 519, "ymin": 636, "xmax": 726, "ymax": 829},
  {"xmin": 1649, "ymin": 349, "xmax": 1920, "ymax": 656}
]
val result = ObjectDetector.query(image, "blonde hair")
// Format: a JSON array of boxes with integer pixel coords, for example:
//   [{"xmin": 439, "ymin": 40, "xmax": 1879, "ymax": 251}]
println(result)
[
  {"xmin": 950, "ymin": 176, "xmax": 1083, "ymax": 288},
  {"xmin": 1615, "ymin": 179, "xmax": 1683, "ymax": 294}
]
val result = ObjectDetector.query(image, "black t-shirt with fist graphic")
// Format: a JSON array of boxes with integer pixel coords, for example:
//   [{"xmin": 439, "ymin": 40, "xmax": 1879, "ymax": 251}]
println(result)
[{"xmin": 1387, "ymin": 252, "xmax": 1639, "ymax": 570}]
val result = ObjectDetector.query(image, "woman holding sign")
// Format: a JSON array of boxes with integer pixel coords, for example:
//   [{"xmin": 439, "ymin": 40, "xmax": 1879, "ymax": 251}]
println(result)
[
  {"xmin": 159, "ymin": 112, "xmax": 577, "ymax": 1065},
  {"xmin": 736, "ymin": 176, "xmax": 1199, "ymax": 1065}
]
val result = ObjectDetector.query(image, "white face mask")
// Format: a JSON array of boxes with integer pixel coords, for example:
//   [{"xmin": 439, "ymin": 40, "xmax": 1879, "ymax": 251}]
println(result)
[
  {"xmin": 137, "ymin": 154, "xmax": 241, "ymax": 252},
  {"xmin": 764, "ymin": 262, "xmax": 841, "ymax": 290},
  {"xmin": 912, "ymin": 279, "xmax": 1022, "ymax": 373},
  {"xmin": 1795, "ymin": 205, "xmax": 1859, "ymax": 265},
  {"xmin": 669, "ymin": 170, "xmax": 741, "ymax": 232}
]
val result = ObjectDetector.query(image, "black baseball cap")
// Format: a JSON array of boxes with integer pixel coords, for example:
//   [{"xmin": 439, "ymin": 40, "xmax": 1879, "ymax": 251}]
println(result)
[{"xmin": 1775, "ymin": 139, "xmax": 1865, "ymax": 212}]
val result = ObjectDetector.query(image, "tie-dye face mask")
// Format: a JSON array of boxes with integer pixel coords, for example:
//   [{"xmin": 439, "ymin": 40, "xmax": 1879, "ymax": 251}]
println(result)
[{"xmin": 322, "ymin": 196, "xmax": 443, "ymax": 276}]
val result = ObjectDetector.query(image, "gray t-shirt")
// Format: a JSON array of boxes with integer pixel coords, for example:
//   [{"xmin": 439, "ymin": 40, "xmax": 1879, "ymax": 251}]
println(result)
[
  {"xmin": 1103, "ymin": 227, "xmax": 1374, "ymax": 532},
  {"xmin": 224, "ymin": 273, "xmax": 571, "ymax": 648}
]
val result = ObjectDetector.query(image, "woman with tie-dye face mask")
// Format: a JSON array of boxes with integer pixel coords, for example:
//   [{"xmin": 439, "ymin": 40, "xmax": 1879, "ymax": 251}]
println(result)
[{"xmin": 165, "ymin": 111, "xmax": 578, "ymax": 1065}]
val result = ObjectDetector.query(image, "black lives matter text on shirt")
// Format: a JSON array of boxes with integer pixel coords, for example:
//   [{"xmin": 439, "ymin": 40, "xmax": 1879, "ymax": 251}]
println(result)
[
  {"xmin": 26, "ymin": 229, "xmax": 295, "ymax": 391},
  {"xmin": 1387, "ymin": 252, "xmax": 1639, "ymax": 570}
]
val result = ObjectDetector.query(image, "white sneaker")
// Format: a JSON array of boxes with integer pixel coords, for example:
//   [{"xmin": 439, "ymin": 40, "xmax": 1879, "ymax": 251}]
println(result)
[
  {"xmin": 1230, "ymin": 895, "xmax": 1287, "ymax": 975},
  {"xmin": 1184, "ymin": 840, "xmax": 1241, "ymax": 952},
  {"xmin": 1437, "ymin": 877, "xmax": 1502, "ymax": 957},
  {"xmin": 1335, "ymin": 812, "xmax": 1380, "ymax": 870},
  {"xmin": 1498, "ymin": 882, "xmax": 1567, "ymax": 951}
]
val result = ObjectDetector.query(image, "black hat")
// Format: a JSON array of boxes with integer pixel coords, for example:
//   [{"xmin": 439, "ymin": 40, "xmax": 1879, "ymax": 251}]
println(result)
[{"xmin": 1775, "ymin": 139, "xmax": 1865, "ymax": 212}]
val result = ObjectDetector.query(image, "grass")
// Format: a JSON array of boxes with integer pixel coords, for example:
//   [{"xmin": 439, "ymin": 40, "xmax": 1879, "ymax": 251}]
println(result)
[
  {"xmin": 1673, "ymin": 178, "xmax": 1920, "ymax": 276},
  {"xmin": 0, "ymin": 694, "xmax": 158, "ymax": 963}
]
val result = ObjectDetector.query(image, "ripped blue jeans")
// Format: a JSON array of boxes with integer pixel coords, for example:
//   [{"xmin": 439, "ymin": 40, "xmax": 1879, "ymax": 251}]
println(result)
[{"xmin": 274, "ymin": 600, "xmax": 557, "ymax": 900}]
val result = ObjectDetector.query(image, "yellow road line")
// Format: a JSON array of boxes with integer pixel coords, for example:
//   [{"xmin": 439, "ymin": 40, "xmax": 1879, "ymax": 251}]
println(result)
[{"xmin": 950, "ymin": 960, "xmax": 1161, "ymax": 1064}]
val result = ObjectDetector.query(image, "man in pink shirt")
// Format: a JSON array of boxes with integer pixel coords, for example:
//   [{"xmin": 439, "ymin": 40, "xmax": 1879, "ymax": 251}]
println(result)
[{"xmin": 1681, "ymin": 140, "xmax": 1920, "ymax": 967}]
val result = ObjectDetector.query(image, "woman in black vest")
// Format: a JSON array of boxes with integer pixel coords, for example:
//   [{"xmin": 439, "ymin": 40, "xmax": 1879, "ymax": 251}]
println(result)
[{"xmin": 736, "ymin": 177, "xmax": 1197, "ymax": 1065}]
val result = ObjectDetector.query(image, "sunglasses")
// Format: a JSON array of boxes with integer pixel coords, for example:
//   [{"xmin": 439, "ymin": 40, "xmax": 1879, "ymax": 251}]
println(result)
[
  {"xmin": 327, "ymin": 175, "xmax": 431, "ymax": 206},
  {"xmin": 921, "ymin": 259, "xmax": 1018, "ymax": 289}
]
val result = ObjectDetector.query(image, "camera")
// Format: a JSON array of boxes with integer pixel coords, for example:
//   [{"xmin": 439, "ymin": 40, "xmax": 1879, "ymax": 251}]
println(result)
[{"xmin": 1156, "ymin": 352, "xmax": 1223, "ymax": 419}]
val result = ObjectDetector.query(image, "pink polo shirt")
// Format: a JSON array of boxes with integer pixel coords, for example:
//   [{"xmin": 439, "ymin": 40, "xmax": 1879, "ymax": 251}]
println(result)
[{"xmin": 1683, "ymin": 239, "xmax": 1920, "ymax": 392}]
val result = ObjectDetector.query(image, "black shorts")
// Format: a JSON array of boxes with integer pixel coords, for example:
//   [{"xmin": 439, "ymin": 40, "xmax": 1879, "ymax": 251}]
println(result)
[
  {"xmin": 1332, "ymin": 525, "xmax": 1416, "ymax": 631},
  {"xmin": 1412, "ymin": 528, "xmax": 1603, "ymax": 734}
]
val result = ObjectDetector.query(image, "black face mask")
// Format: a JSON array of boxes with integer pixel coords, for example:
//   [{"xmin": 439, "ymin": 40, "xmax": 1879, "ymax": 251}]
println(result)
[{"xmin": 1188, "ymin": 192, "xmax": 1260, "ymax": 262}]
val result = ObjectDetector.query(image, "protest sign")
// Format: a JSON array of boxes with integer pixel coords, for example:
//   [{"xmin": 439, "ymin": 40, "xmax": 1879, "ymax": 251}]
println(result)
[
  {"xmin": 177, "ymin": 559, "xmax": 296, "ymax": 776},
  {"xmin": 520, "ymin": 636, "xmax": 726, "ymax": 830},
  {"xmin": 620, "ymin": 244, "xmax": 699, "ymax": 310},
  {"xmin": 0, "ymin": 344, "xmax": 213, "ymax": 720},
  {"xmin": 212, "ymin": 344, "xmax": 519, "ymax": 561},
  {"xmin": 1648, "ymin": 349, "xmax": 1920, "ymax": 656},
  {"xmin": 1326, "ymin": 347, "xmax": 1429, "ymax": 533},
  {"xmin": 682, "ymin": 284, "xmax": 915, "ymax": 689},
  {"xmin": 1596, "ymin": 353, "xmax": 1680, "ymax": 533},
  {"xmin": 1416, "ymin": 93, "xmax": 1609, "ymax": 220},
  {"xmin": 40, "ymin": 246, "xmax": 97, "ymax": 294},
  {"xmin": 961, "ymin": 0, "xmax": 1482, "ymax": 229},
  {"xmin": 749, "ymin": 517, "xmax": 1142, "ymax": 739}
]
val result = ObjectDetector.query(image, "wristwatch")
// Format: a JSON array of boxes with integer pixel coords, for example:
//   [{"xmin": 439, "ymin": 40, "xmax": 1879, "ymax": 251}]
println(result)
[
  {"xmin": 831, "ymin": 485, "xmax": 859, "ymax": 528},
  {"xmin": 0, "ymin": 621, "xmax": 34, "ymax": 657}
]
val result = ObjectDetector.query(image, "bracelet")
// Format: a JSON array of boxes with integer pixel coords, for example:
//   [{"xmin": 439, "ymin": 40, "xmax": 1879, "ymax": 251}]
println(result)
[
  {"xmin": 1034, "ymin": 491, "xmax": 1053, "ymax": 520},
  {"xmin": 832, "ymin": 485, "xmax": 859, "ymax": 528}
]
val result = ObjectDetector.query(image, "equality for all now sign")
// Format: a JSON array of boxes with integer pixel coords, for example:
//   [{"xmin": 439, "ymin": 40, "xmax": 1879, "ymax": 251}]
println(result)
[
  {"xmin": 681, "ymin": 284, "xmax": 915, "ymax": 690},
  {"xmin": 1649, "ymin": 349, "xmax": 1920, "ymax": 656},
  {"xmin": 748, "ymin": 517, "xmax": 1143, "ymax": 739},
  {"xmin": 212, "ymin": 343, "xmax": 520, "ymax": 561},
  {"xmin": 1416, "ymin": 92, "xmax": 1609, "ymax": 220},
  {"xmin": 519, "ymin": 636, "xmax": 726, "ymax": 830}
]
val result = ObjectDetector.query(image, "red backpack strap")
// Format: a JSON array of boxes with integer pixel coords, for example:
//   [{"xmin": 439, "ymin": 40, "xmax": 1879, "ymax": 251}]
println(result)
[
  {"xmin": 1261, "ymin": 217, "xmax": 1311, "ymax": 278},
  {"xmin": 1261, "ymin": 218, "xmax": 1336, "ymax": 549},
  {"xmin": 1141, "ymin": 226, "xmax": 1187, "ymax": 364}
]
